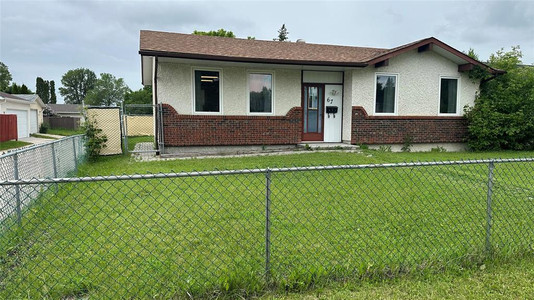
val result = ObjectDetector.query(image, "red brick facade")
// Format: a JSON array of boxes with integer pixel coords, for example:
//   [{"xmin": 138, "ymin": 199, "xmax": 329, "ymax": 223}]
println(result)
[
  {"xmin": 351, "ymin": 106, "xmax": 468, "ymax": 144},
  {"xmin": 161, "ymin": 104, "xmax": 302, "ymax": 146}
]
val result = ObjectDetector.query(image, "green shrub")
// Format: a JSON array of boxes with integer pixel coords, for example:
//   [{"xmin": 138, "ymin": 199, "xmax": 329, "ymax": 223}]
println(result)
[
  {"xmin": 465, "ymin": 46, "xmax": 534, "ymax": 151},
  {"xmin": 82, "ymin": 118, "xmax": 107, "ymax": 160},
  {"xmin": 39, "ymin": 123, "xmax": 49, "ymax": 134}
]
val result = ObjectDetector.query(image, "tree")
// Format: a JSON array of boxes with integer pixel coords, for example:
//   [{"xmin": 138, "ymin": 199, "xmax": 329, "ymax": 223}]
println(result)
[
  {"xmin": 50, "ymin": 80, "xmax": 57, "ymax": 104},
  {"xmin": 84, "ymin": 73, "xmax": 130, "ymax": 106},
  {"xmin": 193, "ymin": 29, "xmax": 235, "ymax": 38},
  {"xmin": 5, "ymin": 83, "xmax": 32, "ymax": 94},
  {"xmin": 124, "ymin": 86, "xmax": 152, "ymax": 114},
  {"xmin": 59, "ymin": 68, "xmax": 97, "ymax": 104},
  {"xmin": 274, "ymin": 24, "xmax": 289, "ymax": 41},
  {"xmin": 0, "ymin": 61, "xmax": 12, "ymax": 91},
  {"xmin": 464, "ymin": 46, "xmax": 534, "ymax": 150},
  {"xmin": 465, "ymin": 48, "xmax": 479, "ymax": 60},
  {"xmin": 36, "ymin": 77, "xmax": 50, "ymax": 103}
]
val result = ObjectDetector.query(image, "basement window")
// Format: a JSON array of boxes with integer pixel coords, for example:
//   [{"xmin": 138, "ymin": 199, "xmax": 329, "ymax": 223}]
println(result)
[
  {"xmin": 439, "ymin": 77, "xmax": 459, "ymax": 114},
  {"xmin": 375, "ymin": 74, "xmax": 397, "ymax": 114},
  {"xmin": 194, "ymin": 70, "xmax": 221, "ymax": 113}
]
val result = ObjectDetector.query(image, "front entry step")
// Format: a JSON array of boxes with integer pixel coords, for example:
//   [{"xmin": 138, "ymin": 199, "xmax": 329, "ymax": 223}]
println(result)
[{"xmin": 297, "ymin": 143, "xmax": 360, "ymax": 150}]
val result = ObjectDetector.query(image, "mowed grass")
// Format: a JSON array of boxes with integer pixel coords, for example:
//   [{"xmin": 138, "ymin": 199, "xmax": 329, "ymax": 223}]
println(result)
[
  {"xmin": 46, "ymin": 128, "xmax": 84, "ymax": 136},
  {"xmin": 0, "ymin": 140, "xmax": 32, "ymax": 151},
  {"xmin": 0, "ymin": 148, "xmax": 533, "ymax": 298}
]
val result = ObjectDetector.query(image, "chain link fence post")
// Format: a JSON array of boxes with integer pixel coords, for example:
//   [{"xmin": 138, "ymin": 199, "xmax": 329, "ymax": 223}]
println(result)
[
  {"xmin": 265, "ymin": 168, "xmax": 272, "ymax": 283},
  {"xmin": 51, "ymin": 143, "xmax": 58, "ymax": 193},
  {"xmin": 13, "ymin": 152, "xmax": 21, "ymax": 228},
  {"xmin": 72, "ymin": 137, "xmax": 78, "ymax": 173},
  {"xmin": 485, "ymin": 161, "xmax": 495, "ymax": 254}
]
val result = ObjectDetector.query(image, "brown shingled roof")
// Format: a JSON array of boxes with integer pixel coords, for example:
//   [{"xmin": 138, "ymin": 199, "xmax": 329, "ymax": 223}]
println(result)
[
  {"xmin": 139, "ymin": 30, "xmax": 388, "ymax": 67},
  {"xmin": 139, "ymin": 30, "xmax": 503, "ymax": 74}
]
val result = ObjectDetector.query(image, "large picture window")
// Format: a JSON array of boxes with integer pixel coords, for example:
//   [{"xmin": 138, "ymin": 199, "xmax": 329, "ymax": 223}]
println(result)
[
  {"xmin": 440, "ymin": 78, "xmax": 458, "ymax": 114},
  {"xmin": 249, "ymin": 73, "xmax": 273, "ymax": 113},
  {"xmin": 194, "ymin": 70, "xmax": 220, "ymax": 113},
  {"xmin": 375, "ymin": 74, "xmax": 397, "ymax": 114}
]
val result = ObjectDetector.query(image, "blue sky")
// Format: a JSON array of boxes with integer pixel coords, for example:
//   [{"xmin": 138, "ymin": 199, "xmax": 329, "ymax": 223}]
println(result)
[{"xmin": 1, "ymin": 0, "xmax": 533, "ymax": 103}]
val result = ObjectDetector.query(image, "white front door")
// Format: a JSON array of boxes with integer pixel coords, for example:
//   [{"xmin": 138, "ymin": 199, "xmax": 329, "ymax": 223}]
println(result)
[
  {"xmin": 30, "ymin": 109, "xmax": 38, "ymax": 134},
  {"xmin": 6, "ymin": 109, "xmax": 29, "ymax": 138},
  {"xmin": 323, "ymin": 84, "xmax": 343, "ymax": 142}
]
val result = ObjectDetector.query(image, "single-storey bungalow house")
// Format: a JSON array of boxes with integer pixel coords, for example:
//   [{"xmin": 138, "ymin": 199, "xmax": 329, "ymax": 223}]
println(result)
[
  {"xmin": 46, "ymin": 104, "xmax": 85, "ymax": 122},
  {"xmin": 0, "ymin": 92, "xmax": 45, "ymax": 139},
  {"xmin": 139, "ymin": 30, "xmax": 503, "ymax": 153}
]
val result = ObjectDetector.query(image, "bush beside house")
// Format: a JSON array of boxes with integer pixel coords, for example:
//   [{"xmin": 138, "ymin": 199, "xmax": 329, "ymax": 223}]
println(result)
[{"xmin": 465, "ymin": 47, "xmax": 534, "ymax": 151}]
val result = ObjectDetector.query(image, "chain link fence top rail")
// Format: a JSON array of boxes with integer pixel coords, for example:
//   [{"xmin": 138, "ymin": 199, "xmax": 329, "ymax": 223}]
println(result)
[
  {"xmin": 0, "ymin": 135, "xmax": 85, "ymax": 223},
  {"xmin": 0, "ymin": 158, "xmax": 532, "ymax": 298}
]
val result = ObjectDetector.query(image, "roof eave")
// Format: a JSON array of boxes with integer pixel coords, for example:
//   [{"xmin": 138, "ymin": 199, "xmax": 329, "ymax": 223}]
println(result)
[
  {"xmin": 139, "ymin": 50, "xmax": 368, "ymax": 68},
  {"xmin": 365, "ymin": 37, "xmax": 503, "ymax": 75}
]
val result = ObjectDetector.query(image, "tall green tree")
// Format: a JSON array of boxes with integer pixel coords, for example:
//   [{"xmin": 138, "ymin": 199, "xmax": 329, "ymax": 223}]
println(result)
[
  {"xmin": 84, "ymin": 73, "xmax": 130, "ymax": 106},
  {"xmin": 59, "ymin": 68, "xmax": 97, "ymax": 104},
  {"xmin": 465, "ymin": 46, "xmax": 534, "ymax": 150},
  {"xmin": 36, "ymin": 77, "xmax": 50, "ymax": 103},
  {"xmin": 0, "ymin": 61, "xmax": 12, "ymax": 91},
  {"xmin": 274, "ymin": 24, "xmax": 289, "ymax": 41},
  {"xmin": 193, "ymin": 29, "xmax": 235, "ymax": 38},
  {"xmin": 49, "ymin": 80, "xmax": 57, "ymax": 104},
  {"xmin": 124, "ymin": 86, "xmax": 152, "ymax": 114},
  {"xmin": 5, "ymin": 83, "xmax": 32, "ymax": 94}
]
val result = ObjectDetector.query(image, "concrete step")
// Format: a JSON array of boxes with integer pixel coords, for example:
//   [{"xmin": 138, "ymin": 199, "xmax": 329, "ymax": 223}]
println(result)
[{"xmin": 297, "ymin": 143, "xmax": 360, "ymax": 150}]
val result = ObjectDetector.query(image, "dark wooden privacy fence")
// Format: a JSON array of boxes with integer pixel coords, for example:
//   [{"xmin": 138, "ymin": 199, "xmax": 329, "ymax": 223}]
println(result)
[
  {"xmin": 0, "ymin": 114, "xmax": 18, "ymax": 142},
  {"xmin": 44, "ymin": 117, "xmax": 80, "ymax": 130}
]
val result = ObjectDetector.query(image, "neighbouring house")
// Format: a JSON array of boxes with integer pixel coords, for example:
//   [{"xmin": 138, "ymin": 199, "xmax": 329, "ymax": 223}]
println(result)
[
  {"xmin": 46, "ymin": 104, "xmax": 84, "ymax": 122},
  {"xmin": 0, "ymin": 92, "xmax": 45, "ymax": 139},
  {"xmin": 139, "ymin": 30, "xmax": 503, "ymax": 153},
  {"xmin": 45, "ymin": 104, "xmax": 85, "ymax": 129}
]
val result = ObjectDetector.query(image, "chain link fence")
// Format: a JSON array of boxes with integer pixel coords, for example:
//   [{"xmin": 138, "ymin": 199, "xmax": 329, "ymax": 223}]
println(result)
[
  {"xmin": 122, "ymin": 104, "xmax": 155, "ymax": 154},
  {"xmin": 0, "ymin": 135, "xmax": 85, "ymax": 223},
  {"xmin": 0, "ymin": 158, "xmax": 532, "ymax": 298}
]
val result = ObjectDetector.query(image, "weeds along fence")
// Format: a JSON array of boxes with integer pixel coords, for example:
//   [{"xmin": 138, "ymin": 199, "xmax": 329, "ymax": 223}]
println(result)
[
  {"xmin": 0, "ymin": 158, "xmax": 533, "ymax": 298},
  {"xmin": 0, "ymin": 135, "xmax": 85, "ymax": 223}
]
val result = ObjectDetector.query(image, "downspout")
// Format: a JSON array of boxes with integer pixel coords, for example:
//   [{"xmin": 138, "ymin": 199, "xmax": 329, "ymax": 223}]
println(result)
[{"xmin": 153, "ymin": 56, "xmax": 159, "ymax": 154}]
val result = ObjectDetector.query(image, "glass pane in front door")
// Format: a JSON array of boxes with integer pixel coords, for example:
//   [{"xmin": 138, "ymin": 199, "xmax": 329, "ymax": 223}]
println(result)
[{"xmin": 302, "ymin": 85, "xmax": 323, "ymax": 140}]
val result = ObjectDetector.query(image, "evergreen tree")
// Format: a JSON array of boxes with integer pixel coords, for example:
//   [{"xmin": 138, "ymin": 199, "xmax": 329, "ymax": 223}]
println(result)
[
  {"xmin": 50, "ymin": 80, "xmax": 57, "ymax": 104},
  {"xmin": 274, "ymin": 24, "xmax": 289, "ymax": 41},
  {"xmin": 36, "ymin": 77, "xmax": 50, "ymax": 103}
]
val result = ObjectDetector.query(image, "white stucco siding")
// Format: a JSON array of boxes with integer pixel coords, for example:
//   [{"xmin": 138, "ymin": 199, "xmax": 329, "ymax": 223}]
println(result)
[
  {"xmin": 157, "ymin": 62, "xmax": 301, "ymax": 116},
  {"xmin": 351, "ymin": 49, "xmax": 479, "ymax": 116},
  {"xmin": 342, "ymin": 71, "xmax": 353, "ymax": 142}
]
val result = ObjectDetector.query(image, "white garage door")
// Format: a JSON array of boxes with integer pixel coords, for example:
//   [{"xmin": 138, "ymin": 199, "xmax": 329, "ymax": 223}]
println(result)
[
  {"xmin": 6, "ymin": 109, "xmax": 29, "ymax": 138},
  {"xmin": 30, "ymin": 109, "xmax": 38, "ymax": 134}
]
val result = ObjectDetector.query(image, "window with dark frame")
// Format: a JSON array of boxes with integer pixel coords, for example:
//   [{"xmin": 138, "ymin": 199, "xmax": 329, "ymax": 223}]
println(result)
[
  {"xmin": 375, "ymin": 74, "xmax": 397, "ymax": 113},
  {"xmin": 440, "ymin": 78, "xmax": 458, "ymax": 114},
  {"xmin": 194, "ymin": 70, "xmax": 220, "ymax": 112},
  {"xmin": 249, "ymin": 73, "xmax": 272, "ymax": 113}
]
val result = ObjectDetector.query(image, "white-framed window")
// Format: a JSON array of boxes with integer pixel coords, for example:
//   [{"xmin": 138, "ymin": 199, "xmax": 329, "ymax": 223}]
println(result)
[
  {"xmin": 374, "ymin": 73, "xmax": 398, "ymax": 114},
  {"xmin": 248, "ymin": 72, "xmax": 273, "ymax": 114},
  {"xmin": 193, "ymin": 68, "xmax": 222, "ymax": 113},
  {"xmin": 439, "ymin": 77, "xmax": 459, "ymax": 114}
]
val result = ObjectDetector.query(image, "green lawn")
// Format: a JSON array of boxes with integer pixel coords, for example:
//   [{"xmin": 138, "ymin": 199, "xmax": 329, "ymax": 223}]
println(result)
[
  {"xmin": 30, "ymin": 133, "xmax": 57, "ymax": 139},
  {"xmin": 269, "ymin": 254, "xmax": 534, "ymax": 299},
  {"xmin": 0, "ymin": 140, "xmax": 31, "ymax": 151},
  {"xmin": 46, "ymin": 128, "xmax": 84, "ymax": 136},
  {"xmin": 0, "ymin": 147, "xmax": 533, "ymax": 298}
]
